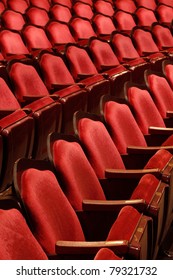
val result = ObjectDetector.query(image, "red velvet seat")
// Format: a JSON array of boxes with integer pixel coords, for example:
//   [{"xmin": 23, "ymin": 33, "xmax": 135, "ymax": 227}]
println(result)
[
  {"xmin": 135, "ymin": 0, "xmax": 157, "ymax": 11},
  {"xmin": 114, "ymin": 0, "xmax": 137, "ymax": 14},
  {"xmin": 7, "ymin": 0, "xmax": 29, "ymax": 14},
  {"xmin": 1, "ymin": 9, "xmax": 26, "ymax": 31},
  {"xmin": 135, "ymin": 7, "xmax": 158, "ymax": 30},
  {"xmin": 73, "ymin": 1, "xmax": 94, "ymax": 20},
  {"xmin": 88, "ymin": 37, "xmax": 131, "ymax": 95},
  {"xmin": 47, "ymin": 132, "xmax": 164, "ymax": 259},
  {"xmin": 113, "ymin": 10, "xmax": 137, "ymax": 35},
  {"xmin": 162, "ymin": 59, "xmax": 173, "ymax": 90},
  {"xmin": 94, "ymin": 248, "xmax": 123, "ymax": 260},
  {"xmin": 13, "ymin": 158, "xmax": 153, "ymax": 260},
  {"xmin": 157, "ymin": 0, "xmax": 173, "ymax": 6},
  {"xmin": 0, "ymin": 29, "xmax": 29, "ymax": 59},
  {"xmin": 94, "ymin": 0, "xmax": 115, "ymax": 17},
  {"xmin": 51, "ymin": 0, "xmax": 73, "ymax": 9},
  {"xmin": 46, "ymin": 20, "xmax": 75, "ymax": 52},
  {"xmin": 65, "ymin": 44, "xmax": 110, "ymax": 113},
  {"xmin": 131, "ymin": 27, "xmax": 167, "ymax": 71},
  {"xmin": 29, "ymin": 0, "xmax": 50, "ymax": 12},
  {"xmin": 69, "ymin": 17, "xmax": 96, "ymax": 43},
  {"xmin": 25, "ymin": 6, "xmax": 50, "ymax": 27},
  {"xmin": 92, "ymin": 13, "xmax": 116, "ymax": 39},
  {"xmin": 50, "ymin": 4, "xmax": 72, "ymax": 23},
  {"xmin": 156, "ymin": 4, "xmax": 173, "ymax": 27},
  {"xmin": 37, "ymin": 51, "xmax": 88, "ymax": 133},
  {"xmin": 22, "ymin": 25, "xmax": 52, "ymax": 53},
  {"xmin": 0, "ymin": 205, "xmax": 48, "ymax": 260}
]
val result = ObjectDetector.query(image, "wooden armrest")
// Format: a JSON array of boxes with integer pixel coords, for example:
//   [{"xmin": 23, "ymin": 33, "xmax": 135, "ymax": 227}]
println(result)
[
  {"xmin": 105, "ymin": 168, "xmax": 161, "ymax": 179},
  {"xmin": 56, "ymin": 240, "xmax": 129, "ymax": 255},
  {"xmin": 82, "ymin": 199, "xmax": 146, "ymax": 212},
  {"xmin": 127, "ymin": 145, "xmax": 173, "ymax": 154},
  {"xmin": 149, "ymin": 126, "xmax": 173, "ymax": 135}
]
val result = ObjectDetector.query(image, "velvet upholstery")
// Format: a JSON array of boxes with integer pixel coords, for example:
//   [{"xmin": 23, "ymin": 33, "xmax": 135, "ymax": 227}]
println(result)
[
  {"xmin": 0, "ymin": 77, "xmax": 21, "ymax": 111},
  {"xmin": 94, "ymin": 248, "xmax": 122, "ymax": 260},
  {"xmin": 0, "ymin": 208, "xmax": 47, "ymax": 260},
  {"xmin": 135, "ymin": 7, "xmax": 157, "ymax": 29},
  {"xmin": 114, "ymin": 0, "xmax": 137, "ymax": 13},
  {"xmin": 69, "ymin": 17, "xmax": 97, "ymax": 41},
  {"xmin": 7, "ymin": 0, "xmax": 29, "ymax": 14},
  {"xmin": 73, "ymin": 2, "xmax": 94, "ymax": 20},
  {"xmin": 113, "ymin": 10, "xmax": 137, "ymax": 34},
  {"xmin": 26, "ymin": 6, "xmax": 50, "ymax": 27},
  {"xmin": 92, "ymin": 14, "xmax": 116, "ymax": 37},
  {"xmin": 1, "ymin": 9, "xmax": 26, "ymax": 31},
  {"xmin": 50, "ymin": 4, "xmax": 72, "ymax": 23},
  {"xmin": 94, "ymin": 0, "xmax": 115, "ymax": 17}
]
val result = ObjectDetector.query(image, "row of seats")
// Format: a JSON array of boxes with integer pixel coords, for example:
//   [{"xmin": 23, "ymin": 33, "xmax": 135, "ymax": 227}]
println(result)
[{"xmin": 0, "ymin": 0, "xmax": 173, "ymax": 260}]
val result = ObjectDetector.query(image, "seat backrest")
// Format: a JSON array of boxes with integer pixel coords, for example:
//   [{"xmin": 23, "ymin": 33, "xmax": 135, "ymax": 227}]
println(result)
[
  {"xmin": 65, "ymin": 45, "xmax": 98, "ymax": 81},
  {"xmin": 156, "ymin": 4, "xmax": 173, "ymax": 25},
  {"xmin": 0, "ymin": 30, "xmax": 29, "ymax": 58},
  {"xmin": 89, "ymin": 38, "xmax": 120, "ymax": 72},
  {"xmin": 46, "ymin": 20, "xmax": 75, "ymax": 45},
  {"xmin": 22, "ymin": 25, "xmax": 52, "ymax": 51},
  {"xmin": 132, "ymin": 28, "xmax": 160, "ymax": 56},
  {"xmin": 73, "ymin": 2, "xmax": 94, "ymax": 20},
  {"xmin": 25, "ymin": 6, "xmax": 50, "ymax": 27},
  {"xmin": 135, "ymin": 0, "xmax": 157, "ymax": 10},
  {"xmin": 9, "ymin": 62, "xmax": 49, "ymax": 103},
  {"xmin": 52, "ymin": 0, "xmax": 72, "ymax": 8},
  {"xmin": 50, "ymin": 137, "xmax": 106, "ymax": 210},
  {"xmin": 126, "ymin": 84, "xmax": 166, "ymax": 134},
  {"xmin": 102, "ymin": 99, "xmax": 147, "ymax": 154},
  {"xmin": 94, "ymin": 0, "xmax": 115, "ymax": 17},
  {"xmin": 39, "ymin": 52, "xmax": 75, "ymax": 91},
  {"xmin": 69, "ymin": 17, "xmax": 96, "ymax": 41},
  {"xmin": 74, "ymin": 115, "xmax": 126, "ymax": 178},
  {"xmin": 1, "ymin": 9, "xmax": 26, "ymax": 31},
  {"xmin": 29, "ymin": 0, "xmax": 50, "ymax": 11},
  {"xmin": 15, "ymin": 163, "xmax": 85, "ymax": 255},
  {"xmin": 111, "ymin": 32, "xmax": 140, "ymax": 62},
  {"xmin": 113, "ymin": 10, "xmax": 136, "ymax": 34},
  {"xmin": 135, "ymin": 7, "xmax": 157, "ymax": 28},
  {"xmin": 162, "ymin": 60, "xmax": 173, "ymax": 89},
  {"xmin": 0, "ymin": 207, "xmax": 48, "ymax": 260},
  {"xmin": 7, "ymin": 0, "xmax": 29, "ymax": 14},
  {"xmin": 151, "ymin": 24, "xmax": 173, "ymax": 50},
  {"xmin": 50, "ymin": 4, "xmax": 72, "ymax": 23},
  {"xmin": 92, "ymin": 13, "xmax": 116, "ymax": 36},
  {"xmin": 114, "ymin": 0, "xmax": 137, "ymax": 13},
  {"xmin": 144, "ymin": 71, "xmax": 173, "ymax": 118}
]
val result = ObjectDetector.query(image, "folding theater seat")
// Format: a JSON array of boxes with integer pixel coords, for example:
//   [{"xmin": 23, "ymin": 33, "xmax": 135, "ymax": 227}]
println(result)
[
  {"xmin": 6, "ymin": 60, "xmax": 62, "ymax": 160},
  {"xmin": 114, "ymin": 0, "xmax": 137, "ymax": 14},
  {"xmin": 131, "ymin": 27, "xmax": 167, "ymax": 71},
  {"xmin": 0, "ymin": 200, "xmax": 48, "ymax": 260},
  {"xmin": 0, "ymin": 29, "xmax": 30, "ymax": 60},
  {"xmin": 13, "ymin": 158, "xmax": 153, "ymax": 260},
  {"xmin": 151, "ymin": 23, "xmax": 173, "ymax": 57},
  {"xmin": 49, "ymin": 3, "xmax": 72, "ymax": 23},
  {"xmin": 144, "ymin": 69, "xmax": 173, "ymax": 126},
  {"xmin": 72, "ymin": 1, "xmax": 94, "ymax": 20},
  {"xmin": 47, "ymin": 132, "xmax": 164, "ymax": 259},
  {"xmin": 46, "ymin": 20, "xmax": 75, "ymax": 52},
  {"xmin": 113, "ymin": 10, "xmax": 137, "ymax": 35},
  {"xmin": 65, "ymin": 44, "xmax": 110, "ymax": 113},
  {"xmin": 88, "ymin": 37, "xmax": 131, "ymax": 95},
  {"xmin": 156, "ymin": 4, "xmax": 173, "ymax": 27},
  {"xmin": 22, "ymin": 25, "xmax": 52, "ymax": 55},
  {"xmin": 69, "ymin": 17, "xmax": 97, "ymax": 45},
  {"xmin": 25, "ymin": 6, "xmax": 50, "ymax": 28},
  {"xmin": 93, "ymin": 0, "xmax": 115, "ymax": 17},
  {"xmin": 29, "ymin": 0, "xmax": 50, "ymax": 12},
  {"xmin": 135, "ymin": 0, "xmax": 157, "ymax": 11},
  {"xmin": 1, "ymin": 9, "xmax": 26, "ymax": 31},
  {"xmin": 135, "ymin": 7, "xmax": 158, "ymax": 30},
  {"xmin": 7, "ymin": 0, "xmax": 29, "ymax": 14},
  {"xmin": 92, "ymin": 13, "xmax": 116, "ymax": 40},
  {"xmin": 36, "ymin": 51, "xmax": 88, "ymax": 133},
  {"xmin": 110, "ymin": 32, "xmax": 150, "ymax": 84},
  {"xmin": 0, "ymin": 109, "xmax": 34, "ymax": 193}
]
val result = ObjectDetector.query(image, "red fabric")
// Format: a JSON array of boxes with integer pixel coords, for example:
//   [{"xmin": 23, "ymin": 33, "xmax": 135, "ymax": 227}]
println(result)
[
  {"xmin": 147, "ymin": 74, "xmax": 173, "ymax": 118},
  {"xmin": 104, "ymin": 101, "xmax": 147, "ymax": 154},
  {"xmin": 93, "ymin": 14, "xmax": 116, "ymax": 36},
  {"xmin": 164, "ymin": 64, "xmax": 173, "ymax": 90},
  {"xmin": 144, "ymin": 149, "xmax": 173, "ymax": 170},
  {"xmin": 73, "ymin": 2, "xmax": 94, "ymax": 20},
  {"xmin": 29, "ymin": 0, "xmax": 50, "ymax": 11},
  {"xmin": 46, "ymin": 21, "xmax": 75, "ymax": 45},
  {"xmin": 50, "ymin": 4, "xmax": 72, "ymax": 23},
  {"xmin": 131, "ymin": 174, "xmax": 159, "ymax": 204},
  {"xmin": 9, "ymin": 62, "xmax": 49, "ymax": 103},
  {"xmin": 2, "ymin": 9, "xmax": 26, "ymax": 31},
  {"xmin": 94, "ymin": 0, "xmax": 114, "ymax": 17},
  {"xmin": 0, "ymin": 208, "xmax": 47, "ymax": 260},
  {"xmin": 53, "ymin": 140, "xmax": 106, "ymax": 210},
  {"xmin": 94, "ymin": 248, "xmax": 122, "ymax": 260},
  {"xmin": 152, "ymin": 25, "xmax": 173, "ymax": 50},
  {"xmin": 78, "ymin": 118, "xmax": 125, "ymax": 178},
  {"xmin": 135, "ymin": 7, "xmax": 157, "ymax": 27},
  {"xmin": 114, "ymin": 11, "xmax": 136, "ymax": 32},
  {"xmin": 26, "ymin": 7, "xmax": 50, "ymax": 27},
  {"xmin": 0, "ymin": 78, "xmax": 21, "ymax": 110},
  {"xmin": 69, "ymin": 17, "xmax": 96, "ymax": 41},
  {"xmin": 115, "ymin": 0, "xmax": 137, "ymax": 13},
  {"xmin": 107, "ymin": 206, "xmax": 141, "ymax": 241},
  {"xmin": 128, "ymin": 87, "xmax": 165, "ymax": 134},
  {"xmin": 21, "ymin": 168, "xmax": 85, "ymax": 255}
]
